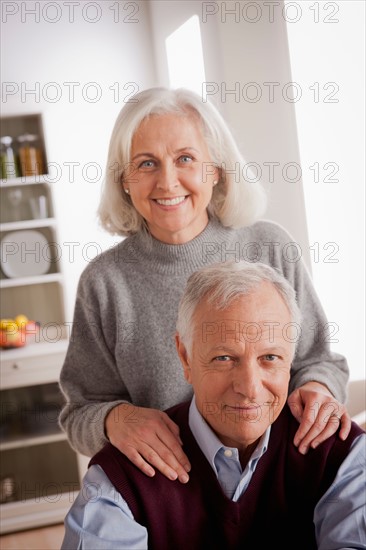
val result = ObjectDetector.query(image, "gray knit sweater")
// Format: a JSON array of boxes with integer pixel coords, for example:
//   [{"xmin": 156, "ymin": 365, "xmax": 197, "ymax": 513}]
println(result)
[{"xmin": 58, "ymin": 218, "xmax": 349, "ymax": 457}]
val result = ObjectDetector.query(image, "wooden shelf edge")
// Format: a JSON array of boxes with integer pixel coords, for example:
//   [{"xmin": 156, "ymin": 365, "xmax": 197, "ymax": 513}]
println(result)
[
  {"xmin": 0, "ymin": 176, "xmax": 50, "ymax": 188},
  {"xmin": 0, "ymin": 431, "xmax": 67, "ymax": 452},
  {"xmin": 0, "ymin": 218, "xmax": 57, "ymax": 232},
  {"xmin": 0, "ymin": 273, "xmax": 63, "ymax": 288},
  {"xmin": 0, "ymin": 338, "xmax": 69, "ymax": 360},
  {"xmin": 0, "ymin": 491, "xmax": 79, "ymax": 535}
]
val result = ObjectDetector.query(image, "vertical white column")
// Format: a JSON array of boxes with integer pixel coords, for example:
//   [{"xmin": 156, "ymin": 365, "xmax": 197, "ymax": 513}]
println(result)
[{"xmin": 285, "ymin": 0, "xmax": 365, "ymax": 380}]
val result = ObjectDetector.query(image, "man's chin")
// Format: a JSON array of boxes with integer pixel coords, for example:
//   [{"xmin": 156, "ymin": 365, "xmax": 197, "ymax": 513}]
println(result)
[{"xmin": 215, "ymin": 421, "xmax": 269, "ymax": 449}]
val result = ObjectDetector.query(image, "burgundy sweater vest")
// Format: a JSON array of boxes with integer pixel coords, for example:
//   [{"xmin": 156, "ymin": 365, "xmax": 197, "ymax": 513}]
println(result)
[{"xmin": 90, "ymin": 402, "xmax": 363, "ymax": 550}]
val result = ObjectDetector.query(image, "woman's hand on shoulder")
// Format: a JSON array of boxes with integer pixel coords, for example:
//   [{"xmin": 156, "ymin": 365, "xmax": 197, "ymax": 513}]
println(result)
[
  {"xmin": 287, "ymin": 381, "xmax": 352, "ymax": 454},
  {"xmin": 105, "ymin": 403, "xmax": 191, "ymax": 482}
]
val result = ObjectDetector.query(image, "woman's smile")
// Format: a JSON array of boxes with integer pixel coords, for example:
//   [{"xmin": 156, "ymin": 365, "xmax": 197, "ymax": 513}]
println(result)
[{"xmin": 152, "ymin": 195, "xmax": 189, "ymax": 207}]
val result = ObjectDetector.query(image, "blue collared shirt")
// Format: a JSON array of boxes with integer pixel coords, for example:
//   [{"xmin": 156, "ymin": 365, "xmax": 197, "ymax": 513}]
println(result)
[{"xmin": 61, "ymin": 398, "xmax": 366, "ymax": 550}]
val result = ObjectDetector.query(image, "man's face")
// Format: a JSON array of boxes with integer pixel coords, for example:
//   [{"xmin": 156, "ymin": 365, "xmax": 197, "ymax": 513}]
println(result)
[{"xmin": 176, "ymin": 282, "xmax": 295, "ymax": 451}]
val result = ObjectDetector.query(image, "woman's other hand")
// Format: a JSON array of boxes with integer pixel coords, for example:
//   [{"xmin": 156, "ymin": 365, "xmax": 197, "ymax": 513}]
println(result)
[
  {"xmin": 105, "ymin": 403, "xmax": 191, "ymax": 482},
  {"xmin": 288, "ymin": 381, "xmax": 352, "ymax": 454}
]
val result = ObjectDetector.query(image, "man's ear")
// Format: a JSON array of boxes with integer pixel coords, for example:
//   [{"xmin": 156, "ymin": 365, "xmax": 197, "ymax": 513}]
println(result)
[{"xmin": 175, "ymin": 333, "xmax": 192, "ymax": 384}]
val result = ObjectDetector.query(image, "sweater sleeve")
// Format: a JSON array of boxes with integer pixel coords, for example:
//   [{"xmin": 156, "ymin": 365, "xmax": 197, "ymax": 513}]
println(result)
[
  {"xmin": 58, "ymin": 270, "xmax": 130, "ymax": 457},
  {"xmin": 253, "ymin": 220, "xmax": 349, "ymax": 402}
]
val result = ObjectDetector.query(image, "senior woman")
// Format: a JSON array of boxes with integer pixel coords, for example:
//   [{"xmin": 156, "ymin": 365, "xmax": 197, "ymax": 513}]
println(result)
[{"xmin": 59, "ymin": 87, "xmax": 351, "ymax": 484}]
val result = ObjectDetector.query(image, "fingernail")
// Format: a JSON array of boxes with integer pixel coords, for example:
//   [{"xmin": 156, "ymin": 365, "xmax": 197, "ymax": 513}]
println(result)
[
  {"xmin": 184, "ymin": 463, "xmax": 191, "ymax": 472},
  {"xmin": 169, "ymin": 472, "xmax": 178, "ymax": 481},
  {"xmin": 179, "ymin": 474, "xmax": 189, "ymax": 483},
  {"xmin": 299, "ymin": 446, "xmax": 308, "ymax": 455}
]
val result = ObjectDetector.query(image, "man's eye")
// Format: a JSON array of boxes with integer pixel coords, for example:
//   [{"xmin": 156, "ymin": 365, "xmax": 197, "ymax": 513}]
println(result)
[
  {"xmin": 262, "ymin": 355, "xmax": 278, "ymax": 362},
  {"xmin": 214, "ymin": 355, "xmax": 232, "ymax": 362}
]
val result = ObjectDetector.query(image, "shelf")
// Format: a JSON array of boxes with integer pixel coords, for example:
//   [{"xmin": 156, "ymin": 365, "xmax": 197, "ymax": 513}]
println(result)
[
  {"xmin": 1, "ymin": 339, "xmax": 69, "ymax": 389},
  {"xmin": 0, "ymin": 218, "xmax": 56, "ymax": 232},
  {"xmin": 0, "ymin": 431, "xmax": 67, "ymax": 452},
  {"xmin": 0, "ymin": 490, "xmax": 79, "ymax": 534},
  {"xmin": 0, "ymin": 338, "xmax": 69, "ymax": 361},
  {"xmin": 0, "ymin": 273, "xmax": 63, "ymax": 288},
  {"xmin": 0, "ymin": 436, "xmax": 81, "ymax": 533},
  {"xmin": 0, "ymin": 112, "xmax": 76, "ymax": 535},
  {"xmin": 0, "ymin": 176, "xmax": 49, "ymax": 188}
]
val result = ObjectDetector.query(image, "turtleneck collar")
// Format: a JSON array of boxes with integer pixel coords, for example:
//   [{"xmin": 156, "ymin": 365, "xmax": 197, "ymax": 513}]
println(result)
[{"xmin": 128, "ymin": 217, "xmax": 235, "ymax": 275}]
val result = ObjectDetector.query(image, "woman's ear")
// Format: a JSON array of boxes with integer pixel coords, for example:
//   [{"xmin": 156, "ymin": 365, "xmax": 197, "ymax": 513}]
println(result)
[{"xmin": 175, "ymin": 333, "xmax": 192, "ymax": 384}]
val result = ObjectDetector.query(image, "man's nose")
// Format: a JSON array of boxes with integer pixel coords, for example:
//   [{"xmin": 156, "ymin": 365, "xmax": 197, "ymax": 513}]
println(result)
[
  {"xmin": 156, "ymin": 162, "xmax": 179, "ymax": 191},
  {"xmin": 232, "ymin": 360, "xmax": 262, "ymax": 400}
]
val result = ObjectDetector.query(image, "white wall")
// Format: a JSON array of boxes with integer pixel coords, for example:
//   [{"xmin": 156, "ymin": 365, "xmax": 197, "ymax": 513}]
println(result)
[
  {"xmin": 1, "ymin": 0, "xmax": 157, "ymax": 321},
  {"xmin": 285, "ymin": 0, "xmax": 365, "ymax": 380}
]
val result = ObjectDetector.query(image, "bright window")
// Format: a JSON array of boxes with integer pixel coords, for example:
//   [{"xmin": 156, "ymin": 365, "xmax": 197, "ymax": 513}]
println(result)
[{"xmin": 165, "ymin": 15, "xmax": 206, "ymax": 94}]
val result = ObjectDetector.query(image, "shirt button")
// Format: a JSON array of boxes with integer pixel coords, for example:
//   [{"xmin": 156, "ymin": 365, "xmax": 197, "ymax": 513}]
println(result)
[{"xmin": 224, "ymin": 449, "xmax": 233, "ymax": 458}]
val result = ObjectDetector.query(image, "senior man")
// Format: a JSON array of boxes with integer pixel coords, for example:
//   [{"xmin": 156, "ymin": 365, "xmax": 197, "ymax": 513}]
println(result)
[{"xmin": 61, "ymin": 261, "xmax": 365, "ymax": 550}]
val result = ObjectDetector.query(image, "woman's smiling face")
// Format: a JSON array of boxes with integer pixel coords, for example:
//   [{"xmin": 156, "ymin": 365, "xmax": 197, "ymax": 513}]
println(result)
[{"xmin": 123, "ymin": 112, "xmax": 219, "ymax": 244}]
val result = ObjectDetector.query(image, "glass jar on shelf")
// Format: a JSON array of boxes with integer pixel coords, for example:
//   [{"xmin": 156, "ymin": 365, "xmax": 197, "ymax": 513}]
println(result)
[
  {"xmin": 0, "ymin": 136, "xmax": 20, "ymax": 179},
  {"xmin": 17, "ymin": 133, "xmax": 44, "ymax": 177}
]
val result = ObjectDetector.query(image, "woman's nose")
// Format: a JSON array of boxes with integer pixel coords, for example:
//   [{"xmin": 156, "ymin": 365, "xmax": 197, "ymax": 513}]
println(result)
[{"xmin": 156, "ymin": 162, "xmax": 179, "ymax": 191}]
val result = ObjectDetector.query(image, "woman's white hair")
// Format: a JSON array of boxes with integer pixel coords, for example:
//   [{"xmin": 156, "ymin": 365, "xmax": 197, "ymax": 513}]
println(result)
[
  {"xmin": 98, "ymin": 87, "xmax": 267, "ymax": 236},
  {"xmin": 176, "ymin": 260, "xmax": 302, "ymax": 354}
]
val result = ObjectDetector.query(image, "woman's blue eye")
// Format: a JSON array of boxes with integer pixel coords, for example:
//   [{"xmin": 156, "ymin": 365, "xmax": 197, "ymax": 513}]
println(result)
[
  {"xmin": 179, "ymin": 155, "xmax": 192, "ymax": 163},
  {"xmin": 140, "ymin": 160, "xmax": 154, "ymax": 168}
]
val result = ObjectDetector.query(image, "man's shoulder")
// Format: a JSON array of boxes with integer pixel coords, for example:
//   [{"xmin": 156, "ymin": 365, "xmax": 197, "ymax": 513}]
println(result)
[
  {"xmin": 165, "ymin": 400, "xmax": 191, "ymax": 417},
  {"xmin": 90, "ymin": 400, "xmax": 192, "ymax": 475},
  {"xmin": 164, "ymin": 400, "xmax": 192, "ymax": 430},
  {"xmin": 274, "ymin": 405, "xmax": 364, "ymax": 460}
]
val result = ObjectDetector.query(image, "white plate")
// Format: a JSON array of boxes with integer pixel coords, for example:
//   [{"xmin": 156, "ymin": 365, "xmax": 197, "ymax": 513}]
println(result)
[{"xmin": 1, "ymin": 230, "xmax": 50, "ymax": 278}]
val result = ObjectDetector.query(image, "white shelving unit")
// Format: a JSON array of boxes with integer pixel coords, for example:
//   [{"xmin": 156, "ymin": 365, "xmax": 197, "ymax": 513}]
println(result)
[{"xmin": 0, "ymin": 114, "xmax": 84, "ymax": 534}]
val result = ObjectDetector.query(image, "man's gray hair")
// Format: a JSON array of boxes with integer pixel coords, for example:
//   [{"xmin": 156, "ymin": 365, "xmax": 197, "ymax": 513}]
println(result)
[{"xmin": 176, "ymin": 260, "xmax": 302, "ymax": 353}]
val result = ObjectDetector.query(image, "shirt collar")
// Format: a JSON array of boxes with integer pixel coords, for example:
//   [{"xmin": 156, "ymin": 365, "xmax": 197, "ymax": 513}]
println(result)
[{"xmin": 188, "ymin": 396, "xmax": 270, "ymax": 475}]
